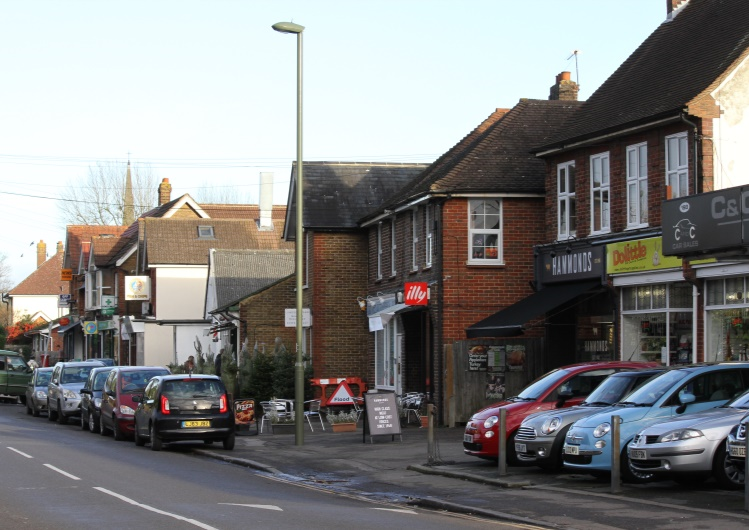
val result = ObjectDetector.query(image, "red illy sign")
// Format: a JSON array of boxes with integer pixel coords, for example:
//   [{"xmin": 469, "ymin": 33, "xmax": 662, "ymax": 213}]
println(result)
[{"xmin": 404, "ymin": 282, "xmax": 428, "ymax": 305}]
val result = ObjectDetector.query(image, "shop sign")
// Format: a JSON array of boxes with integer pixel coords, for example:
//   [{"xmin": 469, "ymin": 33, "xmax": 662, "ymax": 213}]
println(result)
[
  {"xmin": 97, "ymin": 320, "xmax": 116, "ymax": 330},
  {"xmin": 60, "ymin": 269, "xmax": 72, "ymax": 281},
  {"xmin": 404, "ymin": 282, "xmax": 428, "ymax": 305},
  {"xmin": 538, "ymin": 245, "xmax": 605, "ymax": 284},
  {"xmin": 100, "ymin": 308, "xmax": 115, "ymax": 316},
  {"xmin": 83, "ymin": 321, "xmax": 98, "ymax": 335},
  {"xmin": 58, "ymin": 294, "xmax": 72, "ymax": 308},
  {"xmin": 284, "ymin": 308, "xmax": 311, "ymax": 327},
  {"xmin": 662, "ymin": 186, "xmax": 747, "ymax": 256},
  {"xmin": 125, "ymin": 276, "xmax": 151, "ymax": 300},
  {"xmin": 606, "ymin": 237, "xmax": 682, "ymax": 274}
]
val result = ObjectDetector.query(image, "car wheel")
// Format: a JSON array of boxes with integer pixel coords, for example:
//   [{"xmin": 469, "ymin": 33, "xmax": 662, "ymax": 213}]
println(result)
[
  {"xmin": 56, "ymin": 402, "xmax": 67, "ymax": 425},
  {"xmin": 150, "ymin": 422, "xmax": 162, "ymax": 451},
  {"xmin": 80, "ymin": 410, "xmax": 88, "ymax": 430},
  {"xmin": 89, "ymin": 411, "xmax": 98, "ymax": 433},
  {"xmin": 713, "ymin": 443, "xmax": 744, "ymax": 490},
  {"xmin": 223, "ymin": 432, "xmax": 235, "ymax": 450},
  {"xmin": 26, "ymin": 401, "xmax": 32, "ymax": 415},
  {"xmin": 47, "ymin": 399, "xmax": 57, "ymax": 422},
  {"xmin": 113, "ymin": 416, "xmax": 125, "ymax": 441},
  {"xmin": 134, "ymin": 419, "xmax": 146, "ymax": 447},
  {"xmin": 32, "ymin": 402, "xmax": 40, "ymax": 417},
  {"xmin": 621, "ymin": 444, "xmax": 655, "ymax": 484},
  {"xmin": 99, "ymin": 415, "xmax": 111, "ymax": 436}
]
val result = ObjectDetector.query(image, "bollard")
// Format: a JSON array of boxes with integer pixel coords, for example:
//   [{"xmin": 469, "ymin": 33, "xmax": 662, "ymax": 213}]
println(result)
[
  {"xmin": 427, "ymin": 404, "xmax": 436, "ymax": 464},
  {"xmin": 611, "ymin": 415, "xmax": 621, "ymax": 493},
  {"xmin": 498, "ymin": 408, "xmax": 507, "ymax": 476}
]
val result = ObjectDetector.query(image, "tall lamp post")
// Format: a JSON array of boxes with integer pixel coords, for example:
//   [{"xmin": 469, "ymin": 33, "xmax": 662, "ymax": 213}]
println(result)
[{"xmin": 272, "ymin": 21, "xmax": 305, "ymax": 446}]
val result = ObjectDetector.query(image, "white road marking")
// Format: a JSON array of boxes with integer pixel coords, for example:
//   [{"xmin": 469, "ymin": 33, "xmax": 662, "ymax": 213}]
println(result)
[
  {"xmin": 94, "ymin": 487, "xmax": 219, "ymax": 530},
  {"xmin": 371, "ymin": 507, "xmax": 418, "ymax": 514},
  {"xmin": 7, "ymin": 447, "xmax": 33, "ymax": 458},
  {"xmin": 43, "ymin": 464, "xmax": 81, "ymax": 480},
  {"xmin": 218, "ymin": 502, "xmax": 283, "ymax": 511}
]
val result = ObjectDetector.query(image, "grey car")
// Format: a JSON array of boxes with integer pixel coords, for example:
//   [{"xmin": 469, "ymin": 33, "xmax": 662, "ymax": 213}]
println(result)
[
  {"xmin": 25, "ymin": 367, "xmax": 53, "ymax": 417},
  {"xmin": 47, "ymin": 361, "xmax": 105, "ymax": 424},
  {"xmin": 515, "ymin": 369, "xmax": 664, "ymax": 470},
  {"xmin": 627, "ymin": 389, "xmax": 749, "ymax": 489},
  {"xmin": 79, "ymin": 366, "xmax": 115, "ymax": 433}
]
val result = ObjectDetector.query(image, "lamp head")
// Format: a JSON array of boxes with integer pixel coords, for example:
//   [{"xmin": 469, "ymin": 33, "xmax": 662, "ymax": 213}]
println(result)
[{"xmin": 272, "ymin": 22, "xmax": 305, "ymax": 34}]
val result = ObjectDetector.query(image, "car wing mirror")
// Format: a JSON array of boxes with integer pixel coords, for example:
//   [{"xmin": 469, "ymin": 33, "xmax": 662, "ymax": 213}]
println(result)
[{"xmin": 132, "ymin": 395, "xmax": 141, "ymax": 403}]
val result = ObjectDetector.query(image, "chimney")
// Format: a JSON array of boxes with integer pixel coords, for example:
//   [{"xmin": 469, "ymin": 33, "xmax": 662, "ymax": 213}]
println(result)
[
  {"xmin": 259, "ymin": 172, "xmax": 274, "ymax": 230},
  {"xmin": 666, "ymin": 0, "xmax": 688, "ymax": 20},
  {"xmin": 549, "ymin": 71, "xmax": 579, "ymax": 101},
  {"xmin": 158, "ymin": 178, "xmax": 172, "ymax": 206},
  {"xmin": 56, "ymin": 241, "xmax": 64, "ymax": 254},
  {"xmin": 37, "ymin": 240, "xmax": 47, "ymax": 268}
]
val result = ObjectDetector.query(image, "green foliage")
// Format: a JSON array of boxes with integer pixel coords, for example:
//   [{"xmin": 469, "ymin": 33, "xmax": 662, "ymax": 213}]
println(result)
[{"xmin": 239, "ymin": 338, "xmax": 313, "ymax": 404}]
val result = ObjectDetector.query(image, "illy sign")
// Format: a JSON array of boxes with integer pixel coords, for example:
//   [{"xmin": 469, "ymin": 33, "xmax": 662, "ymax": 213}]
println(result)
[{"xmin": 404, "ymin": 282, "xmax": 428, "ymax": 306}]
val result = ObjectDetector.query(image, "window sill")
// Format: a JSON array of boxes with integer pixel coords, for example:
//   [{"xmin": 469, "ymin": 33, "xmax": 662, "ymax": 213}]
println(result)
[{"xmin": 466, "ymin": 260, "xmax": 505, "ymax": 267}]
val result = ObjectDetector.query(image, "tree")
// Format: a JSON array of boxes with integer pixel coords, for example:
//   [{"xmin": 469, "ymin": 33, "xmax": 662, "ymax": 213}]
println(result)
[{"xmin": 58, "ymin": 161, "xmax": 158, "ymax": 226}]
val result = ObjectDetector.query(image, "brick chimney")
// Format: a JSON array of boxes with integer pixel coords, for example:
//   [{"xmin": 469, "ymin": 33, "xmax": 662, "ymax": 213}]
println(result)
[
  {"xmin": 549, "ymin": 71, "xmax": 579, "ymax": 101},
  {"xmin": 158, "ymin": 178, "xmax": 172, "ymax": 206},
  {"xmin": 56, "ymin": 241, "xmax": 64, "ymax": 254},
  {"xmin": 37, "ymin": 240, "xmax": 47, "ymax": 268},
  {"xmin": 666, "ymin": 0, "xmax": 689, "ymax": 20}
]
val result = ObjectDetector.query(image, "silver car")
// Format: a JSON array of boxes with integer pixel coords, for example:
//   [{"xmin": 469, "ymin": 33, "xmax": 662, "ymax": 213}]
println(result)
[
  {"xmin": 515, "ymin": 369, "xmax": 663, "ymax": 469},
  {"xmin": 25, "ymin": 367, "xmax": 53, "ymax": 417},
  {"xmin": 628, "ymin": 389, "xmax": 749, "ymax": 489},
  {"xmin": 47, "ymin": 361, "xmax": 105, "ymax": 424}
]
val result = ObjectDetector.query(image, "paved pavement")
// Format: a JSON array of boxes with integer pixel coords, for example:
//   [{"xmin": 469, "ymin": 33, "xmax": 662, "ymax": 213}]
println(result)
[{"xmin": 193, "ymin": 420, "xmax": 749, "ymax": 529}]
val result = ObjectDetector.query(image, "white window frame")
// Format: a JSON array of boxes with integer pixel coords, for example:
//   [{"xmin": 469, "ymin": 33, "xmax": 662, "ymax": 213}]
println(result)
[
  {"xmin": 626, "ymin": 142, "xmax": 648, "ymax": 229},
  {"xmin": 557, "ymin": 161, "xmax": 576, "ymax": 239},
  {"xmin": 374, "ymin": 319, "xmax": 398, "ymax": 390},
  {"xmin": 85, "ymin": 270, "xmax": 103, "ymax": 310},
  {"xmin": 411, "ymin": 208, "xmax": 419, "ymax": 271},
  {"xmin": 468, "ymin": 198, "xmax": 503, "ymax": 264},
  {"xmin": 590, "ymin": 152, "xmax": 611, "ymax": 235},
  {"xmin": 390, "ymin": 218, "xmax": 397, "ymax": 276},
  {"xmin": 425, "ymin": 204, "xmax": 433, "ymax": 268},
  {"xmin": 666, "ymin": 132, "xmax": 689, "ymax": 198},
  {"xmin": 376, "ymin": 223, "xmax": 383, "ymax": 280}
]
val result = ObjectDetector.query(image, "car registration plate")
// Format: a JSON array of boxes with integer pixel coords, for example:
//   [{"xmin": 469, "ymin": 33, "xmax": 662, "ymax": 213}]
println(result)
[
  {"xmin": 630, "ymin": 449, "xmax": 647, "ymax": 460},
  {"xmin": 515, "ymin": 442, "xmax": 526, "ymax": 453},
  {"xmin": 463, "ymin": 434, "xmax": 474, "ymax": 444},
  {"xmin": 182, "ymin": 420, "xmax": 210, "ymax": 428},
  {"xmin": 564, "ymin": 445, "xmax": 579, "ymax": 455},
  {"xmin": 730, "ymin": 445, "xmax": 746, "ymax": 458}
]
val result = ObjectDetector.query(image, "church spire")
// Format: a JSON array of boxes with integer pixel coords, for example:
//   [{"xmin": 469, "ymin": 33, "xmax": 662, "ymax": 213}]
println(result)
[{"xmin": 123, "ymin": 159, "xmax": 135, "ymax": 226}]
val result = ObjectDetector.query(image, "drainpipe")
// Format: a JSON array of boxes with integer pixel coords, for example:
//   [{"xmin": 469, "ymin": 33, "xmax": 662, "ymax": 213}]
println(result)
[{"xmin": 680, "ymin": 112, "xmax": 700, "ymax": 194}]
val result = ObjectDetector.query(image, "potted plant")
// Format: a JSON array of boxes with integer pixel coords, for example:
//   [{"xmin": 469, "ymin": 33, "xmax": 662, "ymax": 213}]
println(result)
[{"xmin": 326, "ymin": 409, "xmax": 359, "ymax": 432}]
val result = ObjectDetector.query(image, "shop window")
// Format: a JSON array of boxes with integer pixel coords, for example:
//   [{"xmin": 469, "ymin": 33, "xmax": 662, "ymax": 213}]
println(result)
[{"xmin": 705, "ymin": 277, "xmax": 749, "ymax": 362}]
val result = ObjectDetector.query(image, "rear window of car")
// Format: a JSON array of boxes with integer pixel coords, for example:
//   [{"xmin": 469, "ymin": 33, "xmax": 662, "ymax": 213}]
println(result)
[
  {"xmin": 35, "ymin": 371, "xmax": 52, "ymax": 386},
  {"xmin": 121, "ymin": 370, "xmax": 169, "ymax": 391},
  {"xmin": 163, "ymin": 379, "xmax": 223, "ymax": 398},
  {"xmin": 62, "ymin": 366, "xmax": 95, "ymax": 384}
]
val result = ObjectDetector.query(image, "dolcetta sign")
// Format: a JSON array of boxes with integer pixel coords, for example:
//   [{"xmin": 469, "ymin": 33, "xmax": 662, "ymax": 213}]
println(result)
[{"xmin": 606, "ymin": 237, "xmax": 681, "ymax": 274}]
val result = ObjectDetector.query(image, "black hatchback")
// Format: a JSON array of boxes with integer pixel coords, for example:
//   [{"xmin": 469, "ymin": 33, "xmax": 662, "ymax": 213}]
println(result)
[{"xmin": 132, "ymin": 374, "xmax": 235, "ymax": 451}]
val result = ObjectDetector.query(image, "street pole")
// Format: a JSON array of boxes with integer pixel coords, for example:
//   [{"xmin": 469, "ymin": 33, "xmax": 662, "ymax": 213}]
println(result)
[{"xmin": 272, "ymin": 21, "xmax": 305, "ymax": 446}]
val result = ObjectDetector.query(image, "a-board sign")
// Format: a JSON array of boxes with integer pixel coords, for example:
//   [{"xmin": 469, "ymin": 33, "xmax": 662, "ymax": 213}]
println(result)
[
  {"xmin": 364, "ymin": 392, "xmax": 401, "ymax": 438},
  {"xmin": 234, "ymin": 399, "xmax": 255, "ymax": 425}
]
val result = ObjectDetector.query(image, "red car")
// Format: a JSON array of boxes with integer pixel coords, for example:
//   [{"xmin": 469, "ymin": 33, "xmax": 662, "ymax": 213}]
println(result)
[{"xmin": 463, "ymin": 361, "xmax": 658, "ymax": 462}]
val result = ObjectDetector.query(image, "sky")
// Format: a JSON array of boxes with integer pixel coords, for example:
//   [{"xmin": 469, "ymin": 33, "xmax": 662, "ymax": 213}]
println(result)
[{"xmin": 0, "ymin": 0, "xmax": 667, "ymax": 286}]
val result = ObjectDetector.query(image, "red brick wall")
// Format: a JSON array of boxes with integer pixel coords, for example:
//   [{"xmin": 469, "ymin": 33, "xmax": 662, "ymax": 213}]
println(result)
[{"xmin": 239, "ymin": 276, "xmax": 297, "ymax": 357}]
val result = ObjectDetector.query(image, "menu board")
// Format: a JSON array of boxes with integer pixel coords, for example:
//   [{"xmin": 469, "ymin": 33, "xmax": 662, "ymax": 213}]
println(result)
[{"xmin": 364, "ymin": 392, "xmax": 401, "ymax": 438}]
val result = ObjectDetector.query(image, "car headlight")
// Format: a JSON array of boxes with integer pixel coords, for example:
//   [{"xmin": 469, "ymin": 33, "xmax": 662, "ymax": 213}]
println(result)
[
  {"xmin": 593, "ymin": 422, "xmax": 611, "ymax": 438},
  {"xmin": 35, "ymin": 390, "xmax": 47, "ymax": 399},
  {"xmin": 541, "ymin": 417, "xmax": 562, "ymax": 435},
  {"xmin": 63, "ymin": 389, "xmax": 79, "ymax": 399},
  {"xmin": 94, "ymin": 397, "xmax": 102, "ymax": 408},
  {"xmin": 483, "ymin": 416, "xmax": 499, "ymax": 429},
  {"xmin": 659, "ymin": 429, "xmax": 704, "ymax": 443},
  {"xmin": 119, "ymin": 405, "xmax": 135, "ymax": 416}
]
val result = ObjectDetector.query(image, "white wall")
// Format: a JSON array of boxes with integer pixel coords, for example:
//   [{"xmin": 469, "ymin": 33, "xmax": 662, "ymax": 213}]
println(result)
[
  {"xmin": 142, "ymin": 322, "xmax": 174, "ymax": 368},
  {"xmin": 712, "ymin": 54, "xmax": 749, "ymax": 190},
  {"xmin": 154, "ymin": 266, "xmax": 208, "ymax": 320},
  {"xmin": 12, "ymin": 294, "xmax": 68, "ymax": 322}
]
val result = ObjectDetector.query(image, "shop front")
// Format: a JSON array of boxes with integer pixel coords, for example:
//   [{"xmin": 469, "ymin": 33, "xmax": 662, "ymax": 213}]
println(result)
[{"xmin": 607, "ymin": 237, "xmax": 695, "ymax": 366}]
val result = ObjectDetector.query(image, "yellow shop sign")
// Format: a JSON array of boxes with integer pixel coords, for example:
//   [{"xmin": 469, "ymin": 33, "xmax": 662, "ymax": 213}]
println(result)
[{"xmin": 606, "ymin": 237, "xmax": 682, "ymax": 274}]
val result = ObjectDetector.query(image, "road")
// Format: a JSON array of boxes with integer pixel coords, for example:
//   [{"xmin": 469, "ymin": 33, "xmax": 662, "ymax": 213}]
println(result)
[{"xmin": 0, "ymin": 402, "xmax": 536, "ymax": 530}]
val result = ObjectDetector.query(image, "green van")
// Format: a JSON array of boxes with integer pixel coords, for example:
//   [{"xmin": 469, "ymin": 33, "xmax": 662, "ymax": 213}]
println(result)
[{"xmin": 0, "ymin": 351, "xmax": 33, "ymax": 404}]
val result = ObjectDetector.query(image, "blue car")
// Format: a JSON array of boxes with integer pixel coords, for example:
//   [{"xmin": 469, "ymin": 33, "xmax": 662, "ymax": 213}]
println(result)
[{"xmin": 562, "ymin": 363, "xmax": 749, "ymax": 482}]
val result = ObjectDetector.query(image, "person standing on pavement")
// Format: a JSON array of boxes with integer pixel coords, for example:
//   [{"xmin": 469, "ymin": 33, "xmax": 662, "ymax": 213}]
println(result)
[
  {"xmin": 185, "ymin": 355, "xmax": 195, "ymax": 374},
  {"xmin": 214, "ymin": 352, "xmax": 222, "ymax": 377}
]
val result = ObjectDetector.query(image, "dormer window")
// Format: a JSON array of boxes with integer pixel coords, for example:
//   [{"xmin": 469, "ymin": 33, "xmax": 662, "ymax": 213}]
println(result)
[{"xmin": 197, "ymin": 225, "xmax": 215, "ymax": 239}]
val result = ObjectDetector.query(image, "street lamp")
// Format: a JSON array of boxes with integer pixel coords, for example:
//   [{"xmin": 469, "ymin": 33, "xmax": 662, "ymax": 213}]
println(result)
[{"xmin": 273, "ymin": 20, "xmax": 305, "ymax": 446}]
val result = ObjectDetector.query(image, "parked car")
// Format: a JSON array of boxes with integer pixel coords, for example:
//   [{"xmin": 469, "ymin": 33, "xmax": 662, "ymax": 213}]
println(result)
[
  {"xmin": 463, "ymin": 361, "xmax": 658, "ymax": 462},
  {"xmin": 47, "ymin": 361, "xmax": 105, "ymax": 424},
  {"xmin": 626, "ymin": 388, "xmax": 749, "ymax": 489},
  {"xmin": 563, "ymin": 363, "xmax": 749, "ymax": 482},
  {"xmin": 516, "ymin": 368, "xmax": 665, "ymax": 470},
  {"xmin": 85, "ymin": 358, "xmax": 116, "ymax": 366},
  {"xmin": 79, "ymin": 366, "xmax": 115, "ymax": 433},
  {"xmin": 133, "ymin": 374, "xmax": 235, "ymax": 451},
  {"xmin": 25, "ymin": 367, "xmax": 54, "ymax": 416},
  {"xmin": 99, "ymin": 366, "xmax": 171, "ymax": 440},
  {"xmin": 725, "ymin": 413, "xmax": 749, "ymax": 482},
  {"xmin": 1, "ymin": 350, "xmax": 33, "ymax": 404}
]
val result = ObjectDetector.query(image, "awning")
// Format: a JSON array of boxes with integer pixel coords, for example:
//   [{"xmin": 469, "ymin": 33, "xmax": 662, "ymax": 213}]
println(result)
[
  {"xmin": 465, "ymin": 280, "xmax": 602, "ymax": 338},
  {"xmin": 368, "ymin": 303, "xmax": 421, "ymax": 332},
  {"xmin": 57, "ymin": 320, "xmax": 81, "ymax": 334}
]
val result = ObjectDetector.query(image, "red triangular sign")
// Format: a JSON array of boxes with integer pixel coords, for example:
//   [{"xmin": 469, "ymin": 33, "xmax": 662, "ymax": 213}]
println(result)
[{"xmin": 327, "ymin": 381, "xmax": 355, "ymax": 405}]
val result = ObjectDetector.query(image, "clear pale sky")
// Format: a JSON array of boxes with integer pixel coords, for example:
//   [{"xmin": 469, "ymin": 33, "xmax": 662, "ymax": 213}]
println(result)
[{"xmin": 0, "ymin": 0, "xmax": 666, "ymax": 286}]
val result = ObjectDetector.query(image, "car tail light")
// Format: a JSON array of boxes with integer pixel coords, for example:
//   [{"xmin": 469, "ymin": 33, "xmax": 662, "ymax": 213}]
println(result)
[
  {"xmin": 160, "ymin": 395, "xmax": 171, "ymax": 414},
  {"xmin": 219, "ymin": 394, "xmax": 228, "ymax": 413}
]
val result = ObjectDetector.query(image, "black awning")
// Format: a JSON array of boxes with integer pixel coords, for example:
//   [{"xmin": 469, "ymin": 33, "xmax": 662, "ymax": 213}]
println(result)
[{"xmin": 465, "ymin": 280, "xmax": 602, "ymax": 338}]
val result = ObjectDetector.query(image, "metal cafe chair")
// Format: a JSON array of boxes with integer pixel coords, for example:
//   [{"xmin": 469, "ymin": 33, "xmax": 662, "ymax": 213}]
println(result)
[
  {"xmin": 303, "ymin": 399, "xmax": 325, "ymax": 431},
  {"xmin": 259, "ymin": 400, "xmax": 292, "ymax": 434}
]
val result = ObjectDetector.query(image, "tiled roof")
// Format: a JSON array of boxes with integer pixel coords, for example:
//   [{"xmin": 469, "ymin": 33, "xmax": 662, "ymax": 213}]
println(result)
[
  {"xmin": 210, "ymin": 249, "xmax": 295, "ymax": 311},
  {"xmin": 144, "ymin": 218, "xmax": 293, "ymax": 266},
  {"xmin": 90, "ymin": 235, "xmax": 125, "ymax": 268},
  {"xmin": 63, "ymin": 225, "xmax": 128, "ymax": 271},
  {"xmin": 283, "ymin": 161, "xmax": 429, "ymax": 238},
  {"xmin": 538, "ymin": 0, "xmax": 749, "ymax": 150},
  {"xmin": 374, "ymin": 99, "xmax": 581, "ymax": 215},
  {"xmin": 10, "ymin": 251, "xmax": 69, "ymax": 295}
]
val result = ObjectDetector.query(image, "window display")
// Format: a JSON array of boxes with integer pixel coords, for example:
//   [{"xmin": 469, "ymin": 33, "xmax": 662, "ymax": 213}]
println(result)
[{"xmin": 706, "ymin": 277, "xmax": 749, "ymax": 362}]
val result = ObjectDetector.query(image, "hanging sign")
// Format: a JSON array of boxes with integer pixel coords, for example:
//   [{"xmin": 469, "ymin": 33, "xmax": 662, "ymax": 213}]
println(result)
[
  {"xmin": 125, "ymin": 276, "xmax": 151, "ymax": 300},
  {"xmin": 404, "ymin": 282, "xmax": 428, "ymax": 305},
  {"xmin": 83, "ymin": 321, "xmax": 98, "ymax": 335}
]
